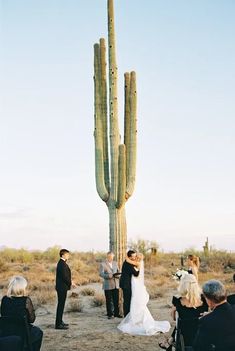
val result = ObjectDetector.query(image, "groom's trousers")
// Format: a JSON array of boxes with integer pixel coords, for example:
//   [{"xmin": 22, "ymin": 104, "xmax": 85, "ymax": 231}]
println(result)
[
  {"xmin": 122, "ymin": 288, "xmax": 132, "ymax": 317},
  {"xmin": 105, "ymin": 288, "xmax": 119, "ymax": 317},
  {"xmin": 55, "ymin": 289, "xmax": 67, "ymax": 327}
]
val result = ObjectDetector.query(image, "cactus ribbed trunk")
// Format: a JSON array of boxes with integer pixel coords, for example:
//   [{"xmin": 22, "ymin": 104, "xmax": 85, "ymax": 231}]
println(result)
[
  {"xmin": 94, "ymin": 0, "xmax": 137, "ymax": 269},
  {"xmin": 108, "ymin": 205, "xmax": 126, "ymax": 266}
]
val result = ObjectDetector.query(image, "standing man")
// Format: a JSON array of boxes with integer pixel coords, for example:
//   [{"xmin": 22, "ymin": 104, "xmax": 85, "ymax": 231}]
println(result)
[
  {"xmin": 55, "ymin": 248, "xmax": 73, "ymax": 330},
  {"xmin": 99, "ymin": 251, "xmax": 122, "ymax": 319},
  {"xmin": 120, "ymin": 250, "xmax": 140, "ymax": 317}
]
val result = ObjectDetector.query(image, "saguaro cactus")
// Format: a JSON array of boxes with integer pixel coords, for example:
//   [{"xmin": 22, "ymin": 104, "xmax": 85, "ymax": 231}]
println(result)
[{"xmin": 94, "ymin": 0, "xmax": 137, "ymax": 267}]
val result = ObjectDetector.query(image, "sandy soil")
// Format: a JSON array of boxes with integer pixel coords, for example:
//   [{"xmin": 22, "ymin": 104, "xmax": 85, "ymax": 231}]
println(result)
[{"xmin": 37, "ymin": 283, "xmax": 176, "ymax": 351}]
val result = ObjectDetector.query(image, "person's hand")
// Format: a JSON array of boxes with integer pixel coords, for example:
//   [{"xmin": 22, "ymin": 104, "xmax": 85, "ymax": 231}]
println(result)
[{"xmin": 72, "ymin": 280, "xmax": 77, "ymax": 289}]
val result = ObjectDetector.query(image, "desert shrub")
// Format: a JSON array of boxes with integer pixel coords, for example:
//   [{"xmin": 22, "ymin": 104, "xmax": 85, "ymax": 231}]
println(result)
[
  {"xmin": 71, "ymin": 259, "xmax": 87, "ymax": 271},
  {"xmin": 1, "ymin": 248, "xmax": 34, "ymax": 264},
  {"xmin": 92, "ymin": 293, "xmax": 105, "ymax": 307},
  {"xmin": 93, "ymin": 252, "xmax": 106, "ymax": 262},
  {"xmin": 128, "ymin": 239, "xmax": 159, "ymax": 256},
  {"xmin": 70, "ymin": 292, "xmax": 79, "ymax": 298},
  {"xmin": 146, "ymin": 265, "xmax": 169, "ymax": 277},
  {"xmin": 80, "ymin": 287, "xmax": 95, "ymax": 296},
  {"xmin": 47, "ymin": 265, "xmax": 56, "ymax": 273},
  {"xmin": 43, "ymin": 246, "xmax": 61, "ymax": 262},
  {"xmin": 0, "ymin": 259, "xmax": 8, "ymax": 272},
  {"xmin": 30, "ymin": 282, "xmax": 55, "ymax": 308},
  {"xmin": 67, "ymin": 299, "xmax": 83, "ymax": 313},
  {"xmin": 182, "ymin": 248, "xmax": 235, "ymax": 272}
]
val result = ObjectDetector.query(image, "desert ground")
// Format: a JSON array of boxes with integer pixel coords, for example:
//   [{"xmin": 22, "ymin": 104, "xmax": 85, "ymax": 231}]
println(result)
[
  {"xmin": 38, "ymin": 283, "xmax": 175, "ymax": 351},
  {"xmin": 0, "ymin": 247, "xmax": 235, "ymax": 350}
]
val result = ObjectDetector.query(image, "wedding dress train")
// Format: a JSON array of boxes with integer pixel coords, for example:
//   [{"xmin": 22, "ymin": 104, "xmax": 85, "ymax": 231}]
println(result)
[{"xmin": 118, "ymin": 261, "xmax": 171, "ymax": 336}]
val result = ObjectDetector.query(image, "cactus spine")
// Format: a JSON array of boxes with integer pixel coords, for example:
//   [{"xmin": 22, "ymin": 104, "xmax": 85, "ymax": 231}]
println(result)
[{"xmin": 94, "ymin": 0, "xmax": 137, "ymax": 266}]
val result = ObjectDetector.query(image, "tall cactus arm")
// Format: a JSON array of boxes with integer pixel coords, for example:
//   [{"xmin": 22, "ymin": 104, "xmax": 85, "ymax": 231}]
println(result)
[
  {"xmin": 108, "ymin": 0, "xmax": 120, "ymax": 202},
  {"xmin": 99, "ymin": 38, "xmax": 110, "ymax": 192},
  {"xmin": 124, "ymin": 72, "xmax": 131, "ymax": 185},
  {"xmin": 116, "ymin": 144, "xmax": 126, "ymax": 209},
  {"xmin": 94, "ymin": 43, "xmax": 109, "ymax": 202},
  {"xmin": 125, "ymin": 71, "xmax": 137, "ymax": 198}
]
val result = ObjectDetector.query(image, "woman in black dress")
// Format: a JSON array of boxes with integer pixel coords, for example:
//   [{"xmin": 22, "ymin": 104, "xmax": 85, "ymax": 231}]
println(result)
[
  {"xmin": 159, "ymin": 274, "xmax": 208, "ymax": 350},
  {"xmin": 0, "ymin": 275, "xmax": 43, "ymax": 351}
]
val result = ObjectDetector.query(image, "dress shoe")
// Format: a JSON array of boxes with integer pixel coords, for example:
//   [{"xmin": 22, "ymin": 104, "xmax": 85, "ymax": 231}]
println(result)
[
  {"xmin": 55, "ymin": 324, "xmax": 69, "ymax": 330},
  {"xmin": 114, "ymin": 314, "xmax": 123, "ymax": 318},
  {"xmin": 108, "ymin": 316, "xmax": 113, "ymax": 319},
  {"xmin": 62, "ymin": 322, "xmax": 69, "ymax": 327}
]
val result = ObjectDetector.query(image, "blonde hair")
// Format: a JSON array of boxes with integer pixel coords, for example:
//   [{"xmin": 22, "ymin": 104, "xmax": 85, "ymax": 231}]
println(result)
[
  {"xmin": 7, "ymin": 276, "xmax": 28, "ymax": 297},
  {"xmin": 137, "ymin": 253, "xmax": 144, "ymax": 261},
  {"xmin": 188, "ymin": 254, "xmax": 200, "ymax": 269},
  {"xmin": 178, "ymin": 274, "xmax": 202, "ymax": 307}
]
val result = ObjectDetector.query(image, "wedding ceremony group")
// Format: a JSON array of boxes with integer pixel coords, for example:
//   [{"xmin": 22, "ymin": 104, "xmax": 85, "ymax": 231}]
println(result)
[{"xmin": 0, "ymin": 248, "xmax": 235, "ymax": 351}]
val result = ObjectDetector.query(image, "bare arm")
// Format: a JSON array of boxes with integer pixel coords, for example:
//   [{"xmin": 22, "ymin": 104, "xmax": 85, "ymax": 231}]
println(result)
[
  {"xmin": 192, "ymin": 266, "xmax": 198, "ymax": 281},
  {"xmin": 171, "ymin": 305, "xmax": 176, "ymax": 321}
]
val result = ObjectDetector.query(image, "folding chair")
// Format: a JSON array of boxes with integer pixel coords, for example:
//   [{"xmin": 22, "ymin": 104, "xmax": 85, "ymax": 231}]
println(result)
[
  {"xmin": 0, "ymin": 315, "xmax": 33, "ymax": 351},
  {"xmin": 174, "ymin": 317, "xmax": 199, "ymax": 351}
]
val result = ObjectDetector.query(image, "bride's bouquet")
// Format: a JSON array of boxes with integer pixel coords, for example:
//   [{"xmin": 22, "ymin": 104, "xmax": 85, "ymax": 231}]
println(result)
[{"xmin": 172, "ymin": 268, "xmax": 189, "ymax": 280}]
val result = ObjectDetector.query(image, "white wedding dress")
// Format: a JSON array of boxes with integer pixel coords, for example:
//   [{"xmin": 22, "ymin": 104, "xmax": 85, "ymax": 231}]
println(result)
[{"xmin": 117, "ymin": 261, "xmax": 171, "ymax": 336}]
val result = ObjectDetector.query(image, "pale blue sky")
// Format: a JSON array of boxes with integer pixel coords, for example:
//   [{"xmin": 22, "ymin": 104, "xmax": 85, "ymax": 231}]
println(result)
[{"xmin": 1, "ymin": 0, "xmax": 235, "ymax": 252}]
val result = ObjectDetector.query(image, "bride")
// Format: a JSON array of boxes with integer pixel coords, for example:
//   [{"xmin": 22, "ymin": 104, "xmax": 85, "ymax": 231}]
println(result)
[{"xmin": 118, "ymin": 253, "xmax": 171, "ymax": 336}]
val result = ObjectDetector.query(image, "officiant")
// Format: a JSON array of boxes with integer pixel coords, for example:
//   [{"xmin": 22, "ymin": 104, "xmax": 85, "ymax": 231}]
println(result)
[{"xmin": 99, "ymin": 251, "xmax": 122, "ymax": 319}]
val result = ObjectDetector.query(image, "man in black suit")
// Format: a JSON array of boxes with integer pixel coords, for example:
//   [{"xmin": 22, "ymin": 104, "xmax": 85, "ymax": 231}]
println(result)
[
  {"xmin": 120, "ymin": 250, "xmax": 140, "ymax": 317},
  {"xmin": 193, "ymin": 279, "xmax": 235, "ymax": 351},
  {"xmin": 55, "ymin": 249, "xmax": 74, "ymax": 330}
]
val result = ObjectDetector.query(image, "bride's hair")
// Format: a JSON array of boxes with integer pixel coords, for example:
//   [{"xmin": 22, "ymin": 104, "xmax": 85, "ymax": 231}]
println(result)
[
  {"xmin": 136, "ymin": 253, "xmax": 144, "ymax": 261},
  {"xmin": 178, "ymin": 274, "xmax": 202, "ymax": 307},
  {"xmin": 188, "ymin": 254, "xmax": 200, "ymax": 269}
]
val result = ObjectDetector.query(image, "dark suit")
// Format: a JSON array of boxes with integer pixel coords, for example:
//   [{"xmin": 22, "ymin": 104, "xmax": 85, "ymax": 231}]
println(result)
[
  {"xmin": 227, "ymin": 294, "xmax": 235, "ymax": 305},
  {"xmin": 55, "ymin": 259, "xmax": 71, "ymax": 327},
  {"xmin": 193, "ymin": 302, "xmax": 235, "ymax": 351},
  {"xmin": 0, "ymin": 336, "xmax": 22, "ymax": 351},
  {"xmin": 120, "ymin": 260, "xmax": 139, "ymax": 316}
]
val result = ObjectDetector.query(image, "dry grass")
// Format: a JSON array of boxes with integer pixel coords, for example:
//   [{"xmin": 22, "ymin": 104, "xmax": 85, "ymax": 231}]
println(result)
[
  {"xmin": 80, "ymin": 287, "xmax": 96, "ymax": 296},
  {"xmin": 92, "ymin": 293, "xmax": 105, "ymax": 307},
  {"xmin": 67, "ymin": 299, "xmax": 83, "ymax": 313},
  {"xmin": 0, "ymin": 247, "xmax": 234, "ymax": 306},
  {"xmin": 0, "ymin": 259, "xmax": 8, "ymax": 273}
]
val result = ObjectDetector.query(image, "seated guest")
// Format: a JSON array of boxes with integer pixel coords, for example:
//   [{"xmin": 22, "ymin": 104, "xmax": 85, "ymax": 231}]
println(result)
[
  {"xmin": 227, "ymin": 274, "xmax": 235, "ymax": 305},
  {"xmin": 0, "ymin": 335, "xmax": 22, "ymax": 351},
  {"xmin": 193, "ymin": 279, "xmax": 235, "ymax": 351},
  {"xmin": 0, "ymin": 276, "xmax": 43, "ymax": 351},
  {"xmin": 159, "ymin": 274, "xmax": 208, "ymax": 350},
  {"xmin": 227, "ymin": 294, "xmax": 235, "ymax": 304}
]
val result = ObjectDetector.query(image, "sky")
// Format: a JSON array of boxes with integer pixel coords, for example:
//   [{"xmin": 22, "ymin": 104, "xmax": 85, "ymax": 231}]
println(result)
[{"xmin": 0, "ymin": 0, "xmax": 235, "ymax": 253}]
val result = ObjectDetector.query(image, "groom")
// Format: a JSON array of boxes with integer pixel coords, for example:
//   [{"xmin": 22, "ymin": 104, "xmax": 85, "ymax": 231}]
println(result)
[{"xmin": 120, "ymin": 250, "xmax": 140, "ymax": 316}]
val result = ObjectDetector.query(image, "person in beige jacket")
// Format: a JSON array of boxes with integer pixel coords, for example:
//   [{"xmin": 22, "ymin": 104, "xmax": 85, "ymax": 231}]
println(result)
[{"xmin": 99, "ymin": 252, "xmax": 122, "ymax": 319}]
